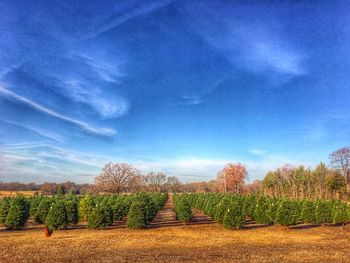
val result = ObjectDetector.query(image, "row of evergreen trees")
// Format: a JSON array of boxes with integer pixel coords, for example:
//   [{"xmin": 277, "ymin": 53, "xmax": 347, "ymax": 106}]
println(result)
[
  {"xmin": 173, "ymin": 194, "xmax": 193, "ymax": 222},
  {"xmin": 187, "ymin": 193, "xmax": 350, "ymax": 229},
  {"xmin": 0, "ymin": 192, "xmax": 168, "ymax": 230}
]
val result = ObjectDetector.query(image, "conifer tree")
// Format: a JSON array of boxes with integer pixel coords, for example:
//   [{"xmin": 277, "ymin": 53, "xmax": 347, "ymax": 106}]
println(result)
[
  {"xmin": 35, "ymin": 198, "xmax": 52, "ymax": 224},
  {"xmin": 254, "ymin": 196, "xmax": 272, "ymax": 224},
  {"xmin": 315, "ymin": 200, "xmax": 333, "ymax": 225},
  {"xmin": 5, "ymin": 197, "xmax": 28, "ymax": 229},
  {"xmin": 275, "ymin": 199, "xmax": 299, "ymax": 227},
  {"xmin": 0, "ymin": 197, "xmax": 11, "ymax": 224},
  {"xmin": 223, "ymin": 199, "xmax": 245, "ymax": 230},
  {"xmin": 301, "ymin": 200, "xmax": 316, "ymax": 224},
  {"xmin": 332, "ymin": 201, "xmax": 348, "ymax": 228},
  {"xmin": 127, "ymin": 201, "xmax": 146, "ymax": 229},
  {"xmin": 45, "ymin": 200, "xmax": 68, "ymax": 230}
]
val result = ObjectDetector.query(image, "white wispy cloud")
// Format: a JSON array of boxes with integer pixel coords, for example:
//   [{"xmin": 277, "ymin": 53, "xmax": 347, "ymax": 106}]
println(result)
[
  {"xmin": 0, "ymin": 118, "xmax": 65, "ymax": 143},
  {"xmin": 0, "ymin": 85, "xmax": 117, "ymax": 136},
  {"xmin": 84, "ymin": 0, "xmax": 173, "ymax": 39},
  {"xmin": 183, "ymin": 3, "xmax": 306, "ymax": 78},
  {"xmin": 249, "ymin": 149, "xmax": 266, "ymax": 156}
]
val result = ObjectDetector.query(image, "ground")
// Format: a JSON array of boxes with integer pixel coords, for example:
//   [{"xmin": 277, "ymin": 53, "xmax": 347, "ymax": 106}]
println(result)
[{"xmin": 1, "ymin": 195, "xmax": 350, "ymax": 262}]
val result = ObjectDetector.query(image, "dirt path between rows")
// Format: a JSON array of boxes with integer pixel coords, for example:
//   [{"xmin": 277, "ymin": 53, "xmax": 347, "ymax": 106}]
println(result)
[{"xmin": 148, "ymin": 194, "xmax": 215, "ymax": 228}]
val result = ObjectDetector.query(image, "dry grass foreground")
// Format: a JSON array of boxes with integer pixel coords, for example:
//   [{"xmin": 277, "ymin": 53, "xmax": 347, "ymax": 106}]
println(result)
[{"xmin": 1, "ymin": 223, "xmax": 350, "ymax": 263}]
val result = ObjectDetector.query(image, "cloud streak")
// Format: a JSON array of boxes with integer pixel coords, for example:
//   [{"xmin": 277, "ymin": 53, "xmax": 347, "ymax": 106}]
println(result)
[{"xmin": 0, "ymin": 86, "xmax": 117, "ymax": 137}]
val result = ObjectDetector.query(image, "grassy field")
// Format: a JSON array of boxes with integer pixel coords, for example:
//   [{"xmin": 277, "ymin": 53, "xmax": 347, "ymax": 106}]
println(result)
[
  {"xmin": 0, "ymin": 190, "xmax": 41, "ymax": 198},
  {"xmin": 1, "ymin": 223, "xmax": 350, "ymax": 262}
]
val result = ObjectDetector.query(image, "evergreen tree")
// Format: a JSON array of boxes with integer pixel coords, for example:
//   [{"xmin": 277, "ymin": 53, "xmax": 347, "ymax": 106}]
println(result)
[
  {"xmin": 45, "ymin": 200, "xmax": 68, "ymax": 230},
  {"xmin": 332, "ymin": 201, "xmax": 348, "ymax": 228},
  {"xmin": 0, "ymin": 198, "xmax": 11, "ymax": 224},
  {"xmin": 78, "ymin": 195, "xmax": 95, "ymax": 221},
  {"xmin": 87, "ymin": 205, "xmax": 110, "ymax": 229},
  {"xmin": 35, "ymin": 198, "xmax": 52, "ymax": 224},
  {"xmin": 275, "ymin": 199, "xmax": 299, "ymax": 227},
  {"xmin": 301, "ymin": 200, "xmax": 316, "ymax": 224},
  {"xmin": 254, "ymin": 196, "xmax": 272, "ymax": 224},
  {"xmin": 56, "ymin": 185, "xmax": 65, "ymax": 196},
  {"xmin": 223, "ymin": 199, "xmax": 245, "ymax": 230},
  {"xmin": 243, "ymin": 195, "xmax": 256, "ymax": 220},
  {"xmin": 113, "ymin": 197, "xmax": 128, "ymax": 221},
  {"xmin": 5, "ymin": 197, "xmax": 28, "ymax": 229},
  {"xmin": 266, "ymin": 198, "xmax": 279, "ymax": 224},
  {"xmin": 127, "ymin": 201, "xmax": 146, "ymax": 229},
  {"xmin": 315, "ymin": 200, "xmax": 333, "ymax": 225},
  {"xmin": 174, "ymin": 198, "xmax": 192, "ymax": 222},
  {"xmin": 65, "ymin": 199, "xmax": 79, "ymax": 225},
  {"xmin": 214, "ymin": 198, "xmax": 230, "ymax": 224}
]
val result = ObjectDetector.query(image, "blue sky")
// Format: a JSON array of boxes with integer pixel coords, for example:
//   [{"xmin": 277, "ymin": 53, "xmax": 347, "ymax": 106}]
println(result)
[{"xmin": 1, "ymin": 0, "xmax": 350, "ymax": 183}]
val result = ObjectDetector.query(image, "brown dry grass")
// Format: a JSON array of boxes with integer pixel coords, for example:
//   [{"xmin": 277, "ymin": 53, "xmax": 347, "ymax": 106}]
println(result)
[
  {"xmin": 0, "ymin": 191, "xmax": 40, "ymax": 198},
  {"xmin": 1, "ymin": 223, "xmax": 350, "ymax": 263}
]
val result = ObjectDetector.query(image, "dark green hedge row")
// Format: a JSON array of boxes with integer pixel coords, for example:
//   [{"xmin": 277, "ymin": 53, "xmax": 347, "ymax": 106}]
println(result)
[
  {"xmin": 187, "ymin": 193, "xmax": 350, "ymax": 229},
  {"xmin": 0, "ymin": 192, "xmax": 168, "ymax": 230},
  {"xmin": 173, "ymin": 194, "xmax": 193, "ymax": 222}
]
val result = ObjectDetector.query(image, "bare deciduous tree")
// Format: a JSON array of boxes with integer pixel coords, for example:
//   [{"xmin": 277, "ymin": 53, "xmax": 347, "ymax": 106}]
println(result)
[
  {"xmin": 95, "ymin": 163, "xmax": 141, "ymax": 194},
  {"xmin": 329, "ymin": 147, "xmax": 350, "ymax": 192}
]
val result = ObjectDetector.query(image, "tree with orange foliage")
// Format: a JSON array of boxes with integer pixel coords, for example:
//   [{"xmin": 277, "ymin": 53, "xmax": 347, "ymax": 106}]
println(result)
[{"xmin": 216, "ymin": 163, "xmax": 247, "ymax": 193}]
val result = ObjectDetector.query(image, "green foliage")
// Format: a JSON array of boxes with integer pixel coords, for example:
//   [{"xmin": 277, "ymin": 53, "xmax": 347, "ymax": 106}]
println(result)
[
  {"xmin": 45, "ymin": 200, "xmax": 68, "ymax": 230},
  {"xmin": 35, "ymin": 198, "xmax": 52, "ymax": 224},
  {"xmin": 223, "ymin": 199, "xmax": 245, "ymax": 230},
  {"xmin": 0, "ymin": 198, "xmax": 11, "ymax": 224},
  {"xmin": 315, "ymin": 200, "xmax": 333, "ymax": 225},
  {"xmin": 78, "ymin": 195, "xmax": 96, "ymax": 221},
  {"xmin": 127, "ymin": 201, "xmax": 146, "ymax": 229},
  {"xmin": 243, "ymin": 195, "xmax": 256, "ymax": 219},
  {"xmin": 113, "ymin": 196, "xmax": 129, "ymax": 221},
  {"xmin": 254, "ymin": 196, "xmax": 272, "ymax": 224},
  {"xmin": 332, "ymin": 201, "xmax": 348, "ymax": 225},
  {"xmin": 275, "ymin": 199, "xmax": 299, "ymax": 227},
  {"xmin": 174, "ymin": 196, "xmax": 193, "ymax": 222},
  {"xmin": 65, "ymin": 199, "xmax": 79, "ymax": 225},
  {"xmin": 214, "ymin": 197, "xmax": 230, "ymax": 224},
  {"xmin": 301, "ymin": 200, "xmax": 316, "ymax": 224},
  {"xmin": 87, "ymin": 204, "xmax": 111, "ymax": 229},
  {"xmin": 5, "ymin": 197, "xmax": 28, "ymax": 229},
  {"xmin": 56, "ymin": 185, "xmax": 65, "ymax": 196},
  {"xmin": 266, "ymin": 198, "xmax": 279, "ymax": 224}
]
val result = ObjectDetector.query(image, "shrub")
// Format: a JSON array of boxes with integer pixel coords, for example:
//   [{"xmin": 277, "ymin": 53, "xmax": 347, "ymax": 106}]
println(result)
[
  {"xmin": 29, "ymin": 197, "xmax": 42, "ymax": 217},
  {"xmin": 275, "ymin": 199, "xmax": 299, "ymax": 227},
  {"xmin": 5, "ymin": 197, "xmax": 28, "ymax": 229},
  {"xmin": 223, "ymin": 199, "xmax": 245, "ymax": 230},
  {"xmin": 332, "ymin": 201, "xmax": 348, "ymax": 227},
  {"xmin": 45, "ymin": 200, "xmax": 68, "ymax": 230},
  {"xmin": 127, "ymin": 201, "xmax": 146, "ymax": 229},
  {"xmin": 214, "ymin": 198, "xmax": 230, "ymax": 224},
  {"xmin": 254, "ymin": 196, "xmax": 272, "ymax": 224},
  {"xmin": 65, "ymin": 199, "xmax": 79, "ymax": 225},
  {"xmin": 266, "ymin": 198, "xmax": 279, "ymax": 224},
  {"xmin": 78, "ymin": 195, "xmax": 95, "ymax": 221},
  {"xmin": 301, "ymin": 200, "xmax": 316, "ymax": 224},
  {"xmin": 113, "ymin": 197, "xmax": 128, "ymax": 221},
  {"xmin": 0, "ymin": 198, "xmax": 11, "ymax": 224},
  {"xmin": 315, "ymin": 200, "xmax": 333, "ymax": 225},
  {"xmin": 243, "ymin": 195, "xmax": 256, "ymax": 220},
  {"xmin": 87, "ymin": 205, "xmax": 111, "ymax": 229},
  {"xmin": 35, "ymin": 198, "xmax": 52, "ymax": 224},
  {"xmin": 174, "ymin": 198, "xmax": 192, "ymax": 222}
]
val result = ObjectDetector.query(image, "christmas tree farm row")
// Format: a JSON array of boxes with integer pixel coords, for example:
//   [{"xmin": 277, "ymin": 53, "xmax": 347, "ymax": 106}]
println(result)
[
  {"xmin": 184, "ymin": 193, "xmax": 350, "ymax": 229},
  {"xmin": 0, "ymin": 192, "xmax": 168, "ymax": 230}
]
